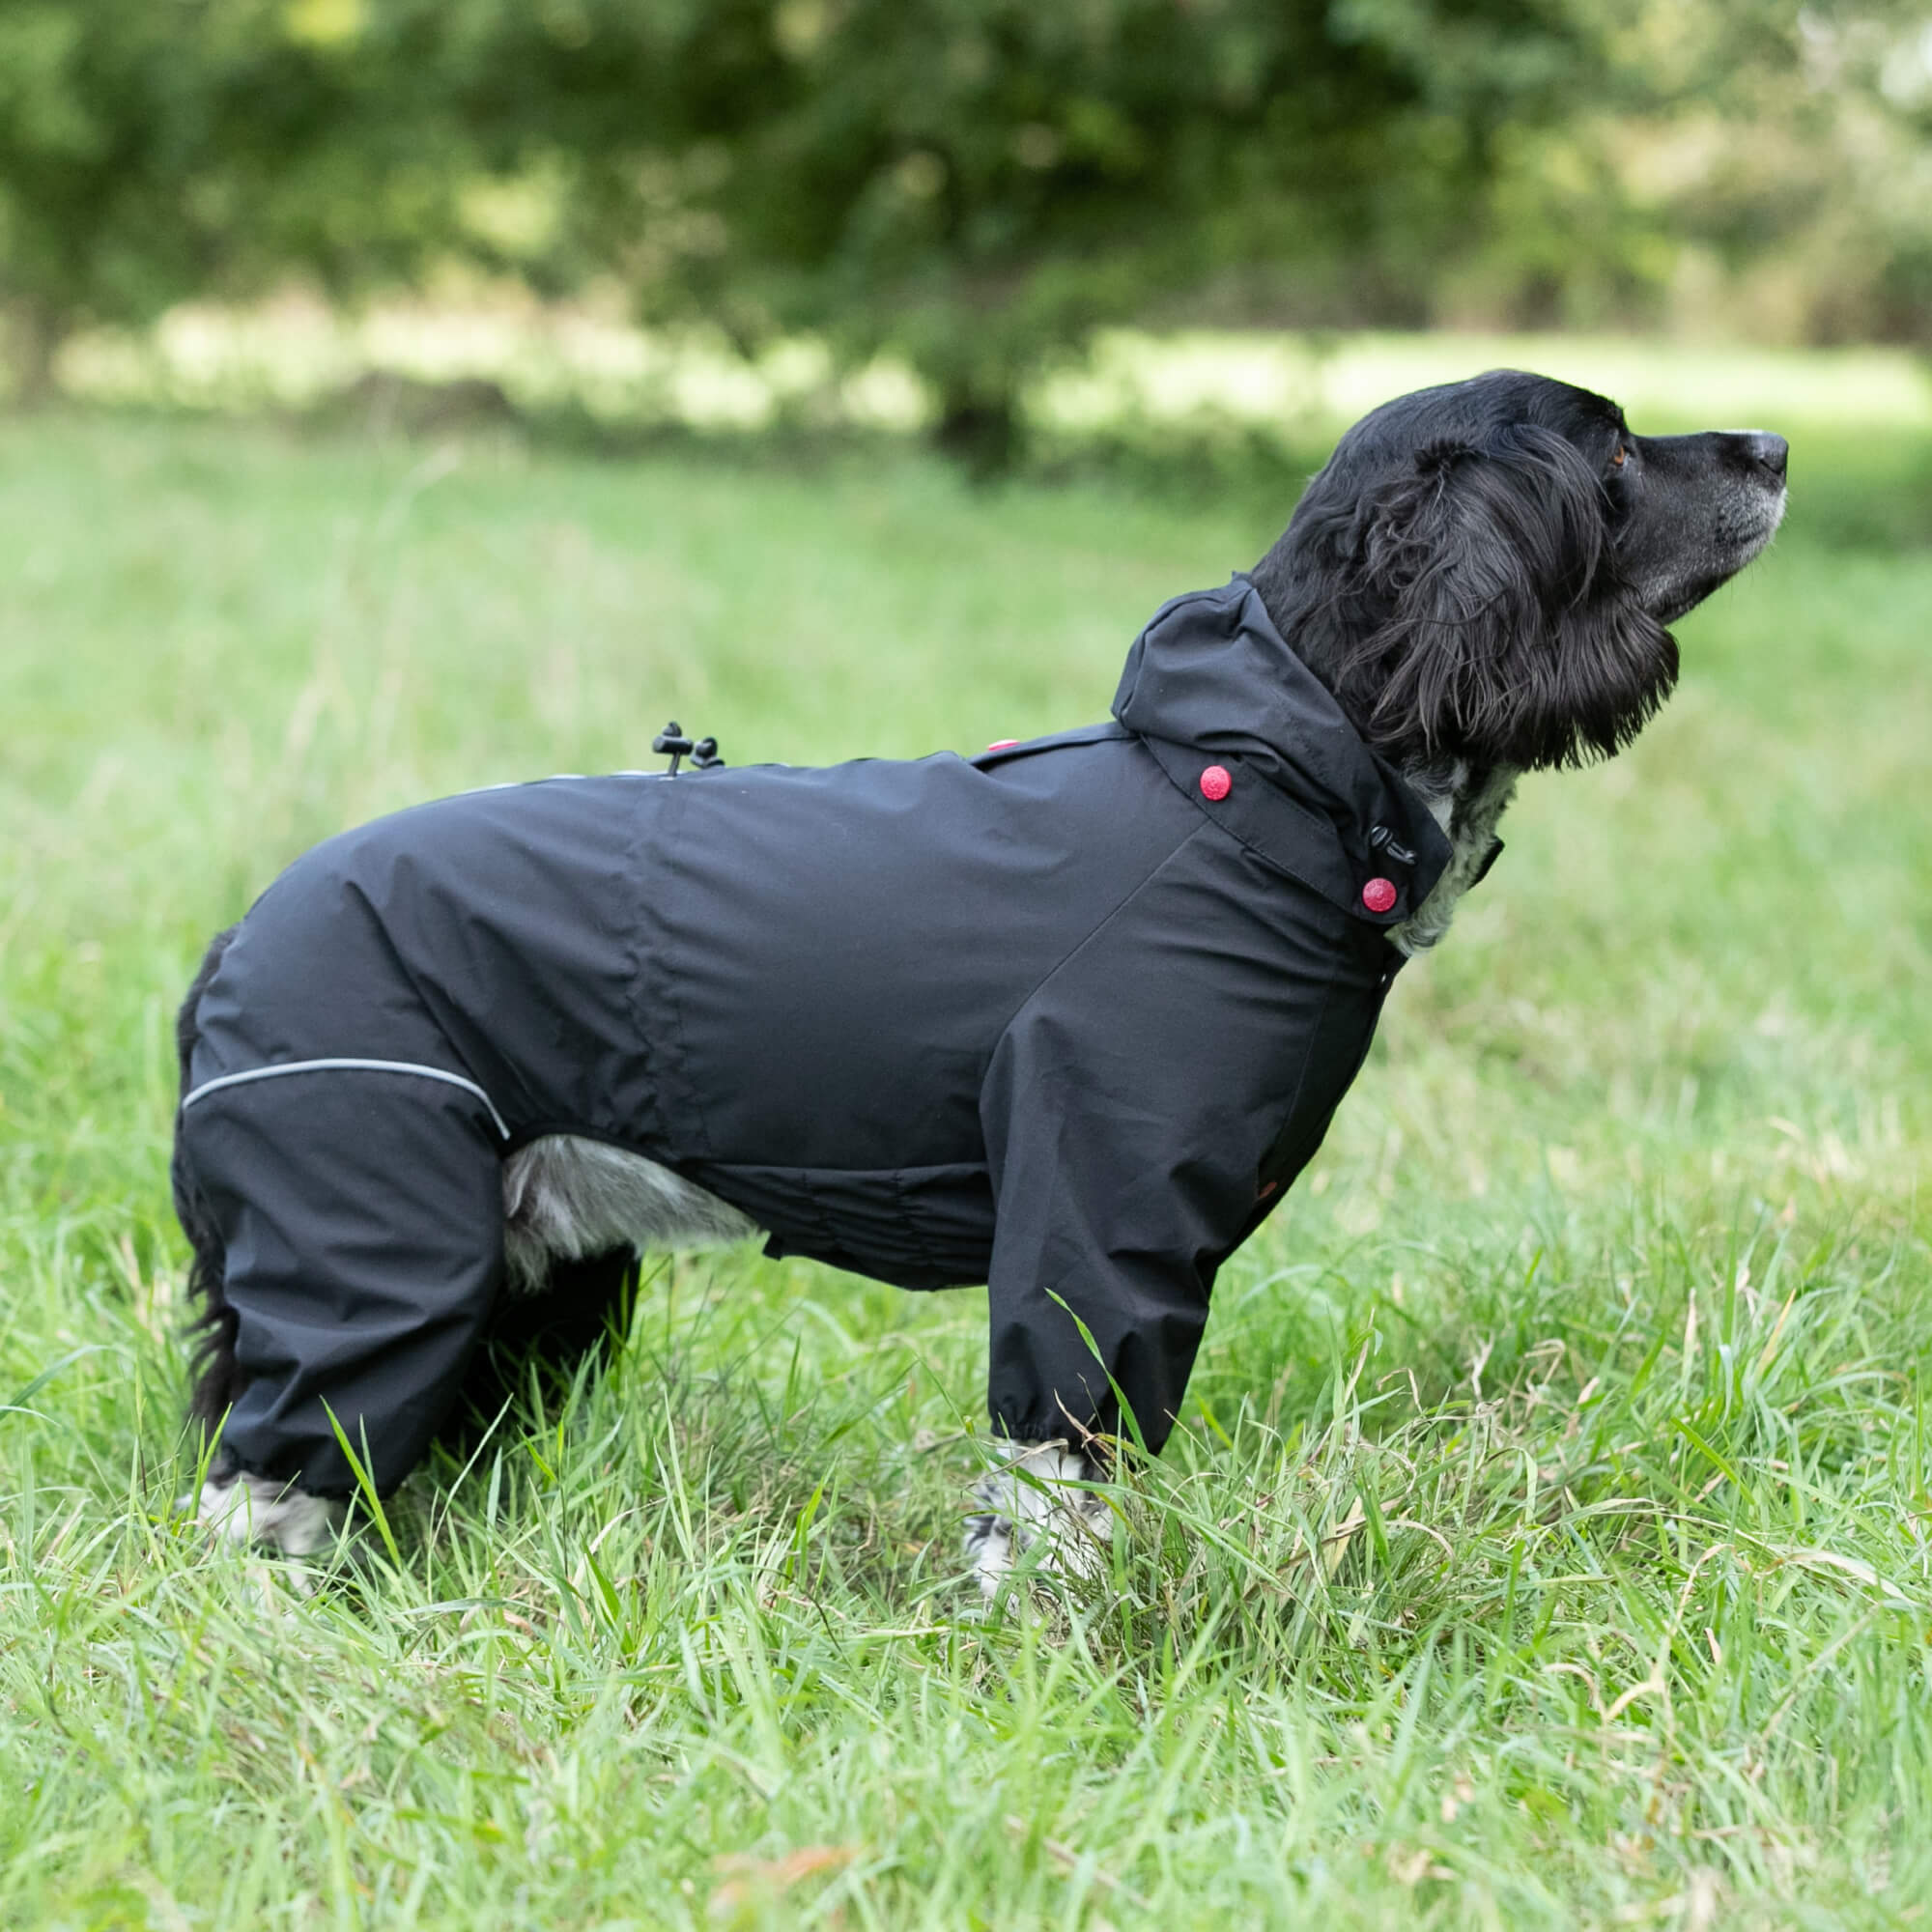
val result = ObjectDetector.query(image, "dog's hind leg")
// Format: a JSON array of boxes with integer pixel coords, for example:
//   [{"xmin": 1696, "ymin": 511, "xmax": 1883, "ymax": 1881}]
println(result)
[
  {"xmin": 175, "ymin": 1065, "xmax": 512, "ymax": 1544},
  {"xmin": 197, "ymin": 1466, "xmax": 348, "ymax": 1555}
]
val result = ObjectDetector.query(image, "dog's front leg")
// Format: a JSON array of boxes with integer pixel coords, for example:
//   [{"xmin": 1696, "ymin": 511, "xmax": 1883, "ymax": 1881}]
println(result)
[{"xmin": 963, "ymin": 1439, "xmax": 1112, "ymax": 1596}]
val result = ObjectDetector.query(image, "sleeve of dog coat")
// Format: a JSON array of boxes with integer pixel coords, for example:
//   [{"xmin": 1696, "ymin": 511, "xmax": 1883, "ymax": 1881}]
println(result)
[
  {"xmin": 179, "ymin": 1070, "xmax": 505, "ymax": 1500},
  {"xmin": 978, "ymin": 954, "xmax": 1268, "ymax": 1460}
]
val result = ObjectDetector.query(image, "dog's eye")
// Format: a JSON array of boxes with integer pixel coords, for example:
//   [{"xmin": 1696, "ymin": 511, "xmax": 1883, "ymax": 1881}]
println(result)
[{"xmin": 1610, "ymin": 443, "xmax": 1627, "ymax": 469}]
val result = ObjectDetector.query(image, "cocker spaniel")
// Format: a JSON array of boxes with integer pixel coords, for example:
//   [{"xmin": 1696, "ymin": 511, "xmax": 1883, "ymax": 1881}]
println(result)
[{"xmin": 172, "ymin": 370, "xmax": 1786, "ymax": 1587}]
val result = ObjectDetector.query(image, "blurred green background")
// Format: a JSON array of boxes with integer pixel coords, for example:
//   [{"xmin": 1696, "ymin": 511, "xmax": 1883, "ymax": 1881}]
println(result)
[{"xmin": 5, "ymin": 0, "xmax": 1932, "ymax": 468}]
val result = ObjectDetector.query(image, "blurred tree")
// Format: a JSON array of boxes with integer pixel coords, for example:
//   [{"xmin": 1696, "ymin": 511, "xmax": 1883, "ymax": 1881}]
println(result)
[
  {"xmin": 0, "ymin": 0, "xmax": 495, "ymax": 403},
  {"xmin": 342, "ymin": 0, "xmax": 1932, "ymax": 456},
  {"xmin": 0, "ymin": 1, "xmax": 290, "ymax": 399},
  {"xmin": 3, "ymin": 0, "xmax": 1927, "ymax": 447},
  {"xmin": 0, "ymin": 2, "xmax": 202, "ymax": 398},
  {"xmin": 0, "ymin": 0, "xmax": 1616, "ymax": 449},
  {"xmin": 1429, "ymin": 0, "xmax": 1932, "ymax": 343},
  {"xmin": 394, "ymin": 0, "xmax": 1612, "ymax": 468}
]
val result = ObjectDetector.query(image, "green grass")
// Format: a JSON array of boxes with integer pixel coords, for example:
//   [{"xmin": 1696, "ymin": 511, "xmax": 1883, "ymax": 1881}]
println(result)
[{"xmin": 0, "ymin": 403, "xmax": 1928, "ymax": 1929}]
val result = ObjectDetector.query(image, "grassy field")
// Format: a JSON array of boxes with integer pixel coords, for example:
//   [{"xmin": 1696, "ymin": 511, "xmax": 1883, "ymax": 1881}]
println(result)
[{"xmin": 0, "ymin": 381, "xmax": 1928, "ymax": 1927}]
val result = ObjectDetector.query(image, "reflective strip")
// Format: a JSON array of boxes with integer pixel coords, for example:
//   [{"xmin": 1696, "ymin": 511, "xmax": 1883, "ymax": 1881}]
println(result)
[{"xmin": 180, "ymin": 1058, "xmax": 511, "ymax": 1141}]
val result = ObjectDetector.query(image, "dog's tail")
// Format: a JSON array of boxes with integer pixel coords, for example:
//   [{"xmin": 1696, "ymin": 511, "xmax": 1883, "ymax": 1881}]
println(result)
[{"xmin": 172, "ymin": 925, "xmax": 245, "ymax": 1435}]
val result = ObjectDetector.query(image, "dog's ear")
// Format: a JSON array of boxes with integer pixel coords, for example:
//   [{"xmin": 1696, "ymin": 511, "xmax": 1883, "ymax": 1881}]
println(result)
[{"xmin": 1345, "ymin": 424, "xmax": 1678, "ymax": 769}]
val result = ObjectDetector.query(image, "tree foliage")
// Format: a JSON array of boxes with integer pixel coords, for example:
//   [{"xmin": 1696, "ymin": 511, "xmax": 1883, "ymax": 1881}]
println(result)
[
  {"xmin": 0, "ymin": 0, "xmax": 1925, "ymax": 447},
  {"xmin": 373, "ymin": 0, "xmax": 1611, "ymax": 462}
]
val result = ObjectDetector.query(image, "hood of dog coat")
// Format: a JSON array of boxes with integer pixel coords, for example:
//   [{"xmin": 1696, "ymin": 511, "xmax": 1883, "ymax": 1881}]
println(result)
[{"xmin": 1111, "ymin": 576, "xmax": 1454, "ymax": 927}]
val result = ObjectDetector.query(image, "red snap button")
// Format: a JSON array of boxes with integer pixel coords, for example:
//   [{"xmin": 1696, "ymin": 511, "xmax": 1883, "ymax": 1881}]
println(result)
[
  {"xmin": 1362, "ymin": 877, "xmax": 1398, "ymax": 914},
  {"xmin": 1199, "ymin": 764, "xmax": 1232, "ymax": 802},
  {"xmin": 986, "ymin": 738, "xmax": 1019, "ymax": 751}
]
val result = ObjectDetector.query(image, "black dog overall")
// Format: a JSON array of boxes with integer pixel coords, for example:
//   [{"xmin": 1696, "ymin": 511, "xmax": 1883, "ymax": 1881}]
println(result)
[{"xmin": 175, "ymin": 578, "xmax": 1456, "ymax": 1502}]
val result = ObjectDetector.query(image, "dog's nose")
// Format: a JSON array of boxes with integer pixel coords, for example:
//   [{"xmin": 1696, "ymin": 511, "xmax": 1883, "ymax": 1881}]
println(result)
[{"xmin": 1743, "ymin": 432, "xmax": 1788, "ymax": 481}]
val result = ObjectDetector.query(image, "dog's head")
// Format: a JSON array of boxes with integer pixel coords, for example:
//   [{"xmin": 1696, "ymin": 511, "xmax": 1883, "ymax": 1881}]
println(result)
[{"xmin": 1251, "ymin": 370, "xmax": 1787, "ymax": 772}]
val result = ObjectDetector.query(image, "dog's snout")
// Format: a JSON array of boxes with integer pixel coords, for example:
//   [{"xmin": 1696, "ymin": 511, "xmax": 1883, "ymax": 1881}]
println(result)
[{"xmin": 1743, "ymin": 431, "xmax": 1788, "ymax": 482}]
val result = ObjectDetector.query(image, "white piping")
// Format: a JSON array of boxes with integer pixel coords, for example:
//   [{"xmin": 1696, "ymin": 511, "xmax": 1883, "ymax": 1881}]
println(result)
[{"xmin": 181, "ymin": 1058, "xmax": 511, "ymax": 1141}]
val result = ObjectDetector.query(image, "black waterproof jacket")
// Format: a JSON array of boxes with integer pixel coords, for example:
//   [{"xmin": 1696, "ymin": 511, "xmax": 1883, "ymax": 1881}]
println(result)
[{"xmin": 178, "ymin": 578, "xmax": 1456, "ymax": 1497}]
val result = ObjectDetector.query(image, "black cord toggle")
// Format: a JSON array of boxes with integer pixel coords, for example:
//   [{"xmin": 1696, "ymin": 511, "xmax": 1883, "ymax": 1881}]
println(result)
[
  {"xmin": 652, "ymin": 722, "xmax": 724, "ymax": 775},
  {"xmin": 1368, "ymin": 822, "xmax": 1418, "ymax": 867}
]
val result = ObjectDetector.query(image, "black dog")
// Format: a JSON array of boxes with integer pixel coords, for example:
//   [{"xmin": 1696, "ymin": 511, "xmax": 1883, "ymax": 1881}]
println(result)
[{"xmin": 173, "ymin": 371, "xmax": 1786, "ymax": 1580}]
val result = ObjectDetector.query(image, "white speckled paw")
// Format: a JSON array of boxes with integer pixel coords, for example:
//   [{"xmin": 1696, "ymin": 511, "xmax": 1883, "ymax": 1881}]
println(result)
[{"xmin": 963, "ymin": 1440, "xmax": 1111, "ymax": 1598}]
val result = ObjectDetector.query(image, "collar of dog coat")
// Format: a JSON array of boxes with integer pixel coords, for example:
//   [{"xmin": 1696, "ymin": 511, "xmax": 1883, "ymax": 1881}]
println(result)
[{"xmin": 1111, "ymin": 576, "xmax": 1455, "ymax": 927}]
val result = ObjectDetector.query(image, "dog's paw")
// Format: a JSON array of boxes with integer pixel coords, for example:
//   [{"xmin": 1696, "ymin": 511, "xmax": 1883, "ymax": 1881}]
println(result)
[
  {"xmin": 964, "ymin": 1440, "xmax": 1111, "ymax": 1598},
  {"xmin": 198, "ymin": 1467, "xmax": 347, "ymax": 1556},
  {"xmin": 961, "ymin": 1507, "xmax": 1015, "ymax": 1590}
]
